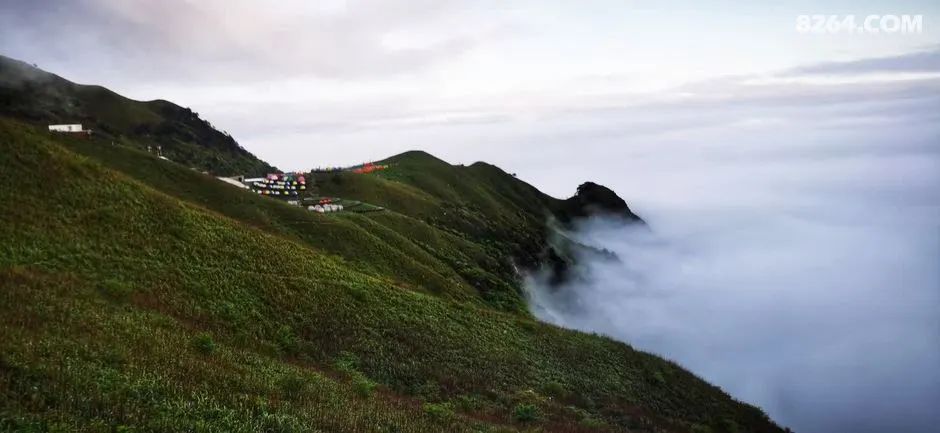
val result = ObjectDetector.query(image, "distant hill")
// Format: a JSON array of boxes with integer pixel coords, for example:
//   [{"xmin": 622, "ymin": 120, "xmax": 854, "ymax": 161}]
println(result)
[
  {"xmin": 0, "ymin": 57, "xmax": 784, "ymax": 433},
  {"xmin": 0, "ymin": 54, "xmax": 274, "ymax": 176}
]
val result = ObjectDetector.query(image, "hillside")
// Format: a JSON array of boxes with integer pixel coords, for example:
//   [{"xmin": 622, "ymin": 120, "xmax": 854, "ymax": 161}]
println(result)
[
  {"xmin": 0, "ymin": 55, "xmax": 273, "ymax": 176},
  {"xmin": 0, "ymin": 57, "xmax": 784, "ymax": 433},
  {"xmin": 314, "ymin": 151, "xmax": 644, "ymax": 291}
]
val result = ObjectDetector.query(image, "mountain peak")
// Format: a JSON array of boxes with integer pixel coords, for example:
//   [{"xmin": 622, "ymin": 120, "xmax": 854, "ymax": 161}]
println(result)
[
  {"xmin": 557, "ymin": 181, "xmax": 644, "ymax": 224},
  {"xmin": 382, "ymin": 149, "xmax": 449, "ymax": 166}
]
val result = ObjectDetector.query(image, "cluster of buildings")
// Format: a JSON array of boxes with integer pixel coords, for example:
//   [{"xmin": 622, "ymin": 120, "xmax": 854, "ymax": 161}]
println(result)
[
  {"xmin": 243, "ymin": 173, "xmax": 307, "ymax": 198},
  {"xmin": 308, "ymin": 197, "xmax": 343, "ymax": 213},
  {"xmin": 236, "ymin": 174, "xmax": 347, "ymax": 214},
  {"xmin": 309, "ymin": 203, "xmax": 344, "ymax": 213},
  {"xmin": 49, "ymin": 122, "xmax": 376, "ymax": 216}
]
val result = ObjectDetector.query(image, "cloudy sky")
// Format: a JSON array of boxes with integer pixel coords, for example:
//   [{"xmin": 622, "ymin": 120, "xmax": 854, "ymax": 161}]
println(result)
[
  {"xmin": 2, "ymin": 1, "xmax": 939, "ymax": 432},
  {"xmin": 1, "ymin": 0, "xmax": 938, "ymax": 186}
]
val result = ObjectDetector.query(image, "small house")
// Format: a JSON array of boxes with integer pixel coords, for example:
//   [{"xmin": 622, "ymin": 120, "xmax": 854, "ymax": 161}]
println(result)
[{"xmin": 48, "ymin": 124, "xmax": 91, "ymax": 135}]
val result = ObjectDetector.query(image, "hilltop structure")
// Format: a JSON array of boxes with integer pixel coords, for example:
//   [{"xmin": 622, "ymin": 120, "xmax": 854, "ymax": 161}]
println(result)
[
  {"xmin": 310, "ymin": 161, "xmax": 389, "ymax": 174},
  {"xmin": 48, "ymin": 123, "xmax": 91, "ymax": 136},
  {"xmin": 351, "ymin": 162, "xmax": 388, "ymax": 174}
]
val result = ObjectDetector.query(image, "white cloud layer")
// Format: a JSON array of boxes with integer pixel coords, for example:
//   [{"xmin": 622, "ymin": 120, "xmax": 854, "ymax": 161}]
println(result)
[{"xmin": 522, "ymin": 49, "xmax": 940, "ymax": 433}]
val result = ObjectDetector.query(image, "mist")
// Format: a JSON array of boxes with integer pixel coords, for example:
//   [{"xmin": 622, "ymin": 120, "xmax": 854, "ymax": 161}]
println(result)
[{"xmin": 525, "ymin": 83, "xmax": 940, "ymax": 432}]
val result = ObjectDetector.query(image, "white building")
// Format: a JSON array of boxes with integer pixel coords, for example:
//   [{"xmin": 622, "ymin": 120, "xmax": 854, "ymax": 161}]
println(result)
[
  {"xmin": 48, "ymin": 124, "xmax": 84, "ymax": 133},
  {"xmin": 307, "ymin": 203, "xmax": 345, "ymax": 213},
  {"xmin": 216, "ymin": 177, "xmax": 250, "ymax": 189}
]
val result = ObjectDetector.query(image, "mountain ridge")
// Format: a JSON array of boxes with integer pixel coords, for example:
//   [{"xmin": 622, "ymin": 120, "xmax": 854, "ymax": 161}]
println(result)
[
  {"xmin": 0, "ymin": 54, "xmax": 785, "ymax": 433},
  {"xmin": 0, "ymin": 54, "xmax": 274, "ymax": 176}
]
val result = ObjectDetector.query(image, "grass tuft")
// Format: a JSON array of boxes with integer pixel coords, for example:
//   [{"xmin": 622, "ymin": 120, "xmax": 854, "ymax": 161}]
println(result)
[{"xmin": 192, "ymin": 333, "xmax": 216, "ymax": 355}]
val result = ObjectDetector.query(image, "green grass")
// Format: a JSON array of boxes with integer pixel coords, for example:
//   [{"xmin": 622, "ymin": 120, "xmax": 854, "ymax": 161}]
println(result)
[
  {"xmin": 52, "ymin": 127, "xmax": 529, "ymax": 311},
  {"xmin": 0, "ymin": 118, "xmax": 783, "ymax": 433},
  {"xmin": 56, "ymin": 134, "xmax": 484, "ymax": 303}
]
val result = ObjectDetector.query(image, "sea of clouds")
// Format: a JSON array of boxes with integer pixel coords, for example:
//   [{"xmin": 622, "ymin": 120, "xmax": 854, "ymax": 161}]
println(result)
[{"xmin": 524, "ymin": 55, "xmax": 940, "ymax": 433}]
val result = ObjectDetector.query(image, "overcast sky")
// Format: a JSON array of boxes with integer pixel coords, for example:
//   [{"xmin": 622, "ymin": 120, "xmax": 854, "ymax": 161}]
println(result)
[
  {"xmin": 1, "ymin": 0, "xmax": 938, "ymax": 191},
  {"xmin": 2, "ymin": 2, "xmax": 939, "ymax": 432}
]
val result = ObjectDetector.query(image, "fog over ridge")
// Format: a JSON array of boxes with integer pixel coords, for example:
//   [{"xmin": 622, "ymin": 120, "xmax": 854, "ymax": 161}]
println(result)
[
  {"xmin": 524, "ymin": 73, "xmax": 940, "ymax": 432},
  {"xmin": 528, "ymin": 200, "xmax": 939, "ymax": 432}
]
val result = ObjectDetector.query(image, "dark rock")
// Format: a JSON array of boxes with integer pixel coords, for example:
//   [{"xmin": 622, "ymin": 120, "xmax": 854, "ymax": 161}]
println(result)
[{"xmin": 556, "ymin": 182, "xmax": 645, "ymax": 225}]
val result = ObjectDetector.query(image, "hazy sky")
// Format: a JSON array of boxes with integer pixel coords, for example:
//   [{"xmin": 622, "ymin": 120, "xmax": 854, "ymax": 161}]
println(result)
[
  {"xmin": 2, "ymin": 0, "xmax": 939, "ymax": 186},
  {"xmin": 2, "ymin": 2, "xmax": 939, "ymax": 432}
]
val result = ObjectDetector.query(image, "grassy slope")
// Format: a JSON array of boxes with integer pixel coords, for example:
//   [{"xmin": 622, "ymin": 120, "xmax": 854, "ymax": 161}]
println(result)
[
  {"xmin": 312, "ymin": 153, "xmax": 561, "ymax": 307},
  {"xmin": 354, "ymin": 151, "xmax": 557, "ymax": 261},
  {"xmin": 56, "ymin": 131, "xmax": 515, "ymax": 310},
  {"xmin": 0, "ymin": 119, "xmax": 782, "ymax": 432},
  {"xmin": 53, "ymin": 129, "xmax": 531, "ymax": 312},
  {"xmin": 0, "ymin": 55, "xmax": 273, "ymax": 176}
]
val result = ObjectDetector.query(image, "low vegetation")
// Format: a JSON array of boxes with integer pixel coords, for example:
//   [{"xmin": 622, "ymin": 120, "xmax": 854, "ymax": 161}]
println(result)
[
  {"xmin": 0, "ymin": 118, "xmax": 782, "ymax": 432},
  {"xmin": 0, "ymin": 54, "xmax": 784, "ymax": 433}
]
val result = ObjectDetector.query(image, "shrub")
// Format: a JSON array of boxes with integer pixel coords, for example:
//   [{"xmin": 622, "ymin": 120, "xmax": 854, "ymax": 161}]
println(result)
[
  {"xmin": 415, "ymin": 380, "xmax": 441, "ymax": 401},
  {"xmin": 333, "ymin": 351, "xmax": 359, "ymax": 373},
  {"xmin": 721, "ymin": 418, "xmax": 741, "ymax": 433},
  {"xmin": 348, "ymin": 286, "xmax": 368, "ymax": 302},
  {"xmin": 423, "ymin": 402, "xmax": 455, "ymax": 421},
  {"xmin": 541, "ymin": 381, "xmax": 567, "ymax": 399},
  {"xmin": 278, "ymin": 374, "xmax": 309, "ymax": 400},
  {"xmin": 259, "ymin": 412, "xmax": 302, "ymax": 433},
  {"xmin": 454, "ymin": 395, "xmax": 484, "ymax": 412},
  {"xmin": 192, "ymin": 333, "xmax": 215, "ymax": 355},
  {"xmin": 653, "ymin": 371, "xmax": 667, "ymax": 386},
  {"xmin": 352, "ymin": 374, "xmax": 376, "ymax": 398},
  {"xmin": 579, "ymin": 416, "xmax": 606, "ymax": 429},
  {"xmin": 512, "ymin": 403, "xmax": 539, "ymax": 423},
  {"xmin": 100, "ymin": 278, "xmax": 132, "ymax": 301},
  {"xmin": 275, "ymin": 325, "xmax": 301, "ymax": 356}
]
